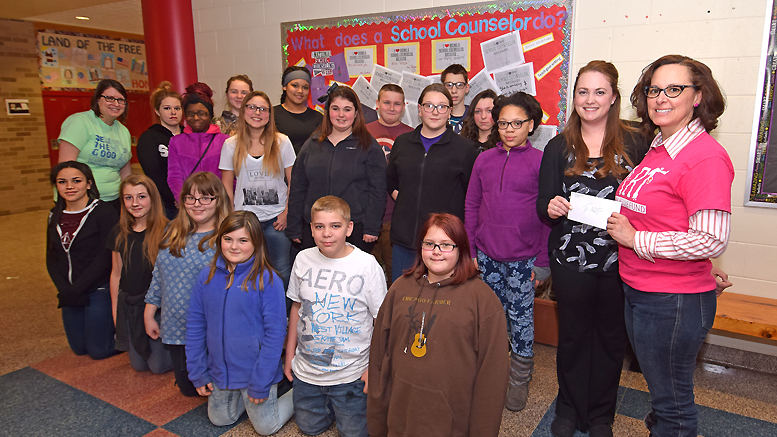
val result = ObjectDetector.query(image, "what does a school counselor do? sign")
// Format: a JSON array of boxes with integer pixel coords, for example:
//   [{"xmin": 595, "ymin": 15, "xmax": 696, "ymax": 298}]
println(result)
[{"xmin": 281, "ymin": 0, "xmax": 574, "ymax": 139}]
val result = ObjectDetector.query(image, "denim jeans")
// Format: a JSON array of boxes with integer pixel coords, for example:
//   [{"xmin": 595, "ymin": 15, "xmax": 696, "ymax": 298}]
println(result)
[
  {"xmin": 61, "ymin": 285, "xmax": 116, "ymax": 360},
  {"xmin": 127, "ymin": 313, "xmax": 172, "ymax": 374},
  {"xmin": 391, "ymin": 244, "xmax": 417, "ymax": 284},
  {"xmin": 624, "ymin": 283, "xmax": 716, "ymax": 437},
  {"xmin": 261, "ymin": 217, "xmax": 292, "ymax": 292},
  {"xmin": 292, "ymin": 375, "xmax": 367, "ymax": 437},
  {"xmin": 478, "ymin": 251, "xmax": 535, "ymax": 357},
  {"xmin": 208, "ymin": 382, "xmax": 294, "ymax": 435}
]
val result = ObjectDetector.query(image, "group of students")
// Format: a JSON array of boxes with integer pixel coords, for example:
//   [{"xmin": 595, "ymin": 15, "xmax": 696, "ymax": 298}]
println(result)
[{"xmin": 46, "ymin": 54, "xmax": 734, "ymax": 437}]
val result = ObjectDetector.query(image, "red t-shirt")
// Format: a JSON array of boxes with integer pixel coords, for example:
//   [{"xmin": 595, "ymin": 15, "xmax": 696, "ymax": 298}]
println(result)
[
  {"xmin": 366, "ymin": 121, "xmax": 414, "ymax": 223},
  {"xmin": 616, "ymin": 132, "xmax": 734, "ymax": 293}
]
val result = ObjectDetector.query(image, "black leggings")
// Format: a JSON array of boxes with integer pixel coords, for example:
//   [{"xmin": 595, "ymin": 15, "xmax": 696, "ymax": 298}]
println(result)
[{"xmin": 165, "ymin": 344, "xmax": 199, "ymax": 397}]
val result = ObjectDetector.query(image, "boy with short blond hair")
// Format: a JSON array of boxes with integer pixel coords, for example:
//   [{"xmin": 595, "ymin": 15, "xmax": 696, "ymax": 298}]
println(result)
[{"xmin": 284, "ymin": 195, "xmax": 388, "ymax": 437}]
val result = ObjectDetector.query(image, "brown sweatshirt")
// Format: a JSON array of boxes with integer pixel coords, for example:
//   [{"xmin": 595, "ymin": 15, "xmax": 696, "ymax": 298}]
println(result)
[{"xmin": 368, "ymin": 274, "xmax": 509, "ymax": 437}]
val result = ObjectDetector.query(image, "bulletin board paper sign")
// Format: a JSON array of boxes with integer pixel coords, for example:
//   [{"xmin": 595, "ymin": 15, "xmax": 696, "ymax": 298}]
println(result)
[
  {"xmin": 465, "ymin": 68, "xmax": 499, "ymax": 106},
  {"xmin": 294, "ymin": 58, "xmax": 307, "ymax": 67},
  {"xmin": 536, "ymin": 53, "xmax": 563, "ymax": 81},
  {"xmin": 494, "ymin": 62, "xmax": 536, "ymax": 96},
  {"xmin": 481, "ymin": 31, "xmax": 524, "ymax": 73},
  {"xmin": 568, "ymin": 192, "xmax": 621, "ymax": 230},
  {"xmin": 353, "ymin": 75, "xmax": 378, "ymax": 110},
  {"xmin": 523, "ymin": 33, "xmax": 554, "ymax": 52},
  {"xmin": 384, "ymin": 42, "xmax": 420, "ymax": 73},
  {"xmin": 345, "ymin": 46, "xmax": 377, "ymax": 77},
  {"xmin": 370, "ymin": 64, "xmax": 403, "ymax": 89},
  {"xmin": 330, "ymin": 52, "xmax": 350, "ymax": 82},
  {"xmin": 402, "ymin": 102, "xmax": 421, "ymax": 127},
  {"xmin": 427, "ymin": 74, "xmax": 442, "ymax": 84},
  {"xmin": 311, "ymin": 75, "xmax": 329, "ymax": 104},
  {"xmin": 542, "ymin": 110, "xmax": 550, "ymax": 124},
  {"xmin": 399, "ymin": 71, "xmax": 432, "ymax": 105},
  {"xmin": 529, "ymin": 125, "xmax": 557, "ymax": 152},
  {"xmin": 432, "ymin": 38, "xmax": 471, "ymax": 73}
]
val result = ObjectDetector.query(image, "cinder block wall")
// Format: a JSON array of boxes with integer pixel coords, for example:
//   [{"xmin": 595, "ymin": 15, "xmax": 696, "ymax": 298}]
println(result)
[{"xmin": 0, "ymin": 19, "xmax": 51, "ymax": 216}]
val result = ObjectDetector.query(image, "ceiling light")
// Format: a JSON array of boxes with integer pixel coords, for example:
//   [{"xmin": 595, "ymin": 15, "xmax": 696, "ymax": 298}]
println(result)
[{"xmin": 75, "ymin": 16, "xmax": 90, "ymax": 20}]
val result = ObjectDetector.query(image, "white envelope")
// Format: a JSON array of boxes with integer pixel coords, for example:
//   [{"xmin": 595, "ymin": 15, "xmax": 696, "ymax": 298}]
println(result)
[{"xmin": 567, "ymin": 192, "xmax": 621, "ymax": 230}]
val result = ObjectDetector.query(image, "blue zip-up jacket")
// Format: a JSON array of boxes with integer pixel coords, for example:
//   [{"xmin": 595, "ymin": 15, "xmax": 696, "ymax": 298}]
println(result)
[{"xmin": 186, "ymin": 257, "xmax": 286, "ymax": 399}]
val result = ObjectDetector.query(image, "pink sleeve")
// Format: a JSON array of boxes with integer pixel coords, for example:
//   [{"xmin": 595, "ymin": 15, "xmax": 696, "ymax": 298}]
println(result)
[
  {"xmin": 464, "ymin": 160, "xmax": 483, "ymax": 259},
  {"xmin": 633, "ymin": 209, "xmax": 730, "ymax": 262},
  {"xmin": 167, "ymin": 136, "xmax": 184, "ymax": 201}
]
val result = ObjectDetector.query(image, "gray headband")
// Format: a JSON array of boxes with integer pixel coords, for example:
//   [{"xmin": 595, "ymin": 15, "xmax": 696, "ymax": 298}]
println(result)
[{"xmin": 283, "ymin": 70, "xmax": 311, "ymax": 87}]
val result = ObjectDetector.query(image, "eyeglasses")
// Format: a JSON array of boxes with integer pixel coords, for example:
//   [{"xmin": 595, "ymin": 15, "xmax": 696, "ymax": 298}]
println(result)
[
  {"xmin": 497, "ymin": 119, "xmax": 530, "ymax": 130},
  {"xmin": 644, "ymin": 85, "xmax": 698, "ymax": 99},
  {"xmin": 444, "ymin": 82, "xmax": 467, "ymax": 90},
  {"xmin": 185, "ymin": 110, "xmax": 210, "ymax": 119},
  {"xmin": 183, "ymin": 195, "xmax": 216, "ymax": 205},
  {"xmin": 421, "ymin": 241, "xmax": 457, "ymax": 252},
  {"xmin": 421, "ymin": 103, "xmax": 451, "ymax": 114},
  {"xmin": 246, "ymin": 104, "xmax": 270, "ymax": 113},
  {"xmin": 101, "ymin": 95, "xmax": 127, "ymax": 105}
]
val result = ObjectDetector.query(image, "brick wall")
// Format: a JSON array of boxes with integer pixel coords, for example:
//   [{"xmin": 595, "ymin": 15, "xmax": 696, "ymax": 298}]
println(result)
[{"xmin": 0, "ymin": 19, "xmax": 51, "ymax": 216}]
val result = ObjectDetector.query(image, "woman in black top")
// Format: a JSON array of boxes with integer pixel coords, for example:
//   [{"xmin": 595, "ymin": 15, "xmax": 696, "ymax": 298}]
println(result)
[
  {"xmin": 273, "ymin": 66, "xmax": 323, "ymax": 154},
  {"xmin": 285, "ymin": 86, "xmax": 386, "ymax": 253},
  {"xmin": 47, "ymin": 161, "xmax": 118, "ymax": 360},
  {"xmin": 536, "ymin": 61, "xmax": 647, "ymax": 437},
  {"xmin": 386, "ymin": 83, "xmax": 478, "ymax": 283},
  {"xmin": 137, "ymin": 81, "xmax": 182, "ymax": 219}
]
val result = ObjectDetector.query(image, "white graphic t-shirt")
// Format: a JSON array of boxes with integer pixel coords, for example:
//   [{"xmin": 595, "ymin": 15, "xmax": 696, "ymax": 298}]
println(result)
[
  {"xmin": 287, "ymin": 244, "xmax": 388, "ymax": 385},
  {"xmin": 219, "ymin": 133, "xmax": 295, "ymax": 221}
]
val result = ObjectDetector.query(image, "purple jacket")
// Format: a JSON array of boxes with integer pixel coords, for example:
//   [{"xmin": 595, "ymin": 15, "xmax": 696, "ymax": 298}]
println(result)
[
  {"xmin": 167, "ymin": 124, "xmax": 228, "ymax": 200},
  {"xmin": 464, "ymin": 142, "xmax": 550, "ymax": 266}
]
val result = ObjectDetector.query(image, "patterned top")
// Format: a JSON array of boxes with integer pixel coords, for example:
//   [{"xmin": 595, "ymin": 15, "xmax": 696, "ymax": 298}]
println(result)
[{"xmin": 145, "ymin": 231, "xmax": 216, "ymax": 345}]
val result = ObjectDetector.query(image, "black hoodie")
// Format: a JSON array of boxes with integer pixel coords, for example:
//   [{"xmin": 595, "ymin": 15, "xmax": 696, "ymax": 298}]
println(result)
[{"xmin": 136, "ymin": 124, "xmax": 177, "ymax": 211}]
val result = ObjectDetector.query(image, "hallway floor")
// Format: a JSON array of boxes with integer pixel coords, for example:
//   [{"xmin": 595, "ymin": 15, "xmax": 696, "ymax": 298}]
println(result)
[{"xmin": 2, "ymin": 210, "xmax": 775, "ymax": 436}]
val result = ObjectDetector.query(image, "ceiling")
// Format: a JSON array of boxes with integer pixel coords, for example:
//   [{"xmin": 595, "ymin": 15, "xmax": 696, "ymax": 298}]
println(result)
[{"xmin": 2, "ymin": 0, "xmax": 143, "ymax": 35}]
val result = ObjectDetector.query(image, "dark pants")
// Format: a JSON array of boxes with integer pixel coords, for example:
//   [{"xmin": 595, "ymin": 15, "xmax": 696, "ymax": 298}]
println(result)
[
  {"xmin": 166, "ymin": 344, "xmax": 198, "ymax": 397},
  {"xmin": 61, "ymin": 285, "xmax": 116, "ymax": 360},
  {"xmin": 300, "ymin": 221, "xmax": 375, "ymax": 254},
  {"xmin": 552, "ymin": 263, "xmax": 626, "ymax": 431}
]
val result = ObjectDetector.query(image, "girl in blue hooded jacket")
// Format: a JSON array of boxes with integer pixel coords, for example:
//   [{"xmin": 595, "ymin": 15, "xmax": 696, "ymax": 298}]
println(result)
[{"xmin": 186, "ymin": 211, "xmax": 293, "ymax": 434}]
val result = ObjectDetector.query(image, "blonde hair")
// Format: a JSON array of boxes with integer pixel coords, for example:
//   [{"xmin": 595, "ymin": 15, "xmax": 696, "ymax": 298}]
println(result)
[
  {"xmin": 114, "ymin": 175, "xmax": 168, "ymax": 266},
  {"xmin": 233, "ymin": 91, "xmax": 282, "ymax": 178},
  {"xmin": 161, "ymin": 172, "xmax": 233, "ymax": 257},
  {"xmin": 311, "ymin": 195, "xmax": 351, "ymax": 223},
  {"xmin": 150, "ymin": 81, "xmax": 182, "ymax": 122}
]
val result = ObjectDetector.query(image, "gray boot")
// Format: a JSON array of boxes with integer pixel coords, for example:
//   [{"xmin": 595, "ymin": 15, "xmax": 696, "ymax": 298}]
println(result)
[{"xmin": 505, "ymin": 353, "xmax": 534, "ymax": 411}]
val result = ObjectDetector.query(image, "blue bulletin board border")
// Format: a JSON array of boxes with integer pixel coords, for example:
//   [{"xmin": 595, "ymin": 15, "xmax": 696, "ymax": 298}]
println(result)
[{"xmin": 281, "ymin": 0, "xmax": 574, "ymax": 130}]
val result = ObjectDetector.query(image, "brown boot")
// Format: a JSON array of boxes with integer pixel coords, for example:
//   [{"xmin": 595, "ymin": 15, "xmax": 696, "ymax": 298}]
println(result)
[{"xmin": 505, "ymin": 353, "xmax": 533, "ymax": 411}]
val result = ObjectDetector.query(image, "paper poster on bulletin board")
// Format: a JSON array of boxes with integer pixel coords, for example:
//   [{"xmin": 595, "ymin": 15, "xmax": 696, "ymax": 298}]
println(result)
[
  {"xmin": 281, "ymin": 0, "xmax": 573, "ymax": 134},
  {"xmin": 37, "ymin": 30, "xmax": 149, "ymax": 92}
]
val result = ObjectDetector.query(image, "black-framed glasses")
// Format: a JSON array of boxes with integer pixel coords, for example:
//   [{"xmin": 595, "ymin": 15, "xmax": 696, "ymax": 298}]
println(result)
[
  {"xmin": 497, "ymin": 119, "xmax": 530, "ymax": 130},
  {"xmin": 421, "ymin": 103, "xmax": 451, "ymax": 114},
  {"xmin": 185, "ymin": 110, "xmax": 210, "ymax": 119},
  {"xmin": 246, "ymin": 104, "xmax": 270, "ymax": 113},
  {"xmin": 644, "ymin": 85, "xmax": 698, "ymax": 99},
  {"xmin": 101, "ymin": 95, "xmax": 127, "ymax": 105},
  {"xmin": 421, "ymin": 241, "xmax": 457, "ymax": 252},
  {"xmin": 183, "ymin": 195, "xmax": 216, "ymax": 205},
  {"xmin": 444, "ymin": 82, "xmax": 467, "ymax": 90}
]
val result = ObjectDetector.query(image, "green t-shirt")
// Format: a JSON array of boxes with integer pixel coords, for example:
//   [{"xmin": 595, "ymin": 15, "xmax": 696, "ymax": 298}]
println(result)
[{"xmin": 58, "ymin": 110, "xmax": 132, "ymax": 201}]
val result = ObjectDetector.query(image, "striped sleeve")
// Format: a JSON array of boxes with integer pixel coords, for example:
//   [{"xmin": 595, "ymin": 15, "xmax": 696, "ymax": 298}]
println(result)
[{"xmin": 632, "ymin": 209, "xmax": 730, "ymax": 262}]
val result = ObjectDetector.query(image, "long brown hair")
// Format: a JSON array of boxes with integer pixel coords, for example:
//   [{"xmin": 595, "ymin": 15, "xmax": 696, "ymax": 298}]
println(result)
[
  {"xmin": 233, "ymin": 91, "xmax": 282, "ymax": 178},
  {"xmin": 161, "ymin": 172, "xmax": 232, "ymax": 257},
  {"xmin": 563, "ymin": 60, "xmax": 633, "ymax": 179},
  {"xmin": 206, "ymin": 211, "xmax": 275, "ymax": 291},
  {"xmin": 405, "ymin": 213, "xmax": 478, "ymax": 285},
  {"xmin": 317, "ymin": 87, "xmax": 373, "ymax": 148},
  {"xmin": 114, "ymin": 175, "xmax": 168, "ymax": 266},
  {"xmin": 630, "ymin": 54, "xmax": 725, "ymax": 142},
  {"xmin": 460, "ymin": 89, "xmax": 498, "ymax": 145}
]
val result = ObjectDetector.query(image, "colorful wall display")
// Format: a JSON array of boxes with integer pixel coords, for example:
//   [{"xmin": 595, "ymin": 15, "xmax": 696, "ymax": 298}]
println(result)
[
  {"xmin": 37, "ymin": 30, "xmax": 149, "ymax": 92},
  {"xmin": 281, "ymin": 0, "xmax": 573, "ymax": 145}
]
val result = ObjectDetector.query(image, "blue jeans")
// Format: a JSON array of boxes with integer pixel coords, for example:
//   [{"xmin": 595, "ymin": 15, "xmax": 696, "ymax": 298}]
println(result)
[
  {"xmin": 292, "ymin": 375, "xmax": 367, "ymax": 437},
  {"xmin": 478, "ymin": 251, "xmax": 535, "ymax": 357},
  {"xmin": 391, "ymin": 244, "xmax": 417, "ymax": 284},
  {"xmin": 624, "ymin": 283, "xmax": 716, "ymax": 437},
  {"xmin": 261, "ymin": 217, "xmax": 292, "ymax": 292},
  {"xmin": 208, "ymin": 382, "xmax": 294, "ymax": 435},
  {"xmin": 61, "ymin": 285, "xmax": 116, "ymax": 360},
  {"xmin": 127, "ymin": 313, "xmax": 172, "ymax": 374}
]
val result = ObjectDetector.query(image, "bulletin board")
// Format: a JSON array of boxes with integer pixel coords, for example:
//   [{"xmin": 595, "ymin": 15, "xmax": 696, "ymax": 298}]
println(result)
[
  {"xmin": 281, "ymin": 0, "xmax": 574, "ymax": 145},
  {"xmin": 746, "ymin": 0, "xmax": 777, "ymax": 207},
  {"xmin": 37, "ymin": 29, "xmax": 149, "ymax": 92}
]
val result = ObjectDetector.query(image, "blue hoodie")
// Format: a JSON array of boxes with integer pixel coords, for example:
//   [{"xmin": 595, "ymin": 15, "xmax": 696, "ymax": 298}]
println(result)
[{"xmin": 186, "ymin": 257, "xmax": 286, "ymax": 399}]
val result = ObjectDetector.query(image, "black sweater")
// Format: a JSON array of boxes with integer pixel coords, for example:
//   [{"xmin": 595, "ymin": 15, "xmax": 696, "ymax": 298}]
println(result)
[
  {"xmin": 136, "ymin": 124, "xmax": 177, "ymax": 211},
  {"xmin": 285, "ymin": 133, "xmax": 387, "ymax": 239},
  {"xmin": 46, "ymin": 200, "xmax": 118, "ymax": 307},
  {"xmin": 386, "ymin": 126, "xmax": 478, "ymax": 249}
]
